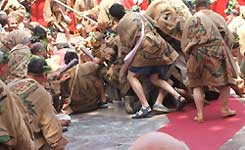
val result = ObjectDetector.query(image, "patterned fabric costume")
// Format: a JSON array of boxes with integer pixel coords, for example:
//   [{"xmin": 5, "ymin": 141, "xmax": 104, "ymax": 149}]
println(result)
[
  {"xmin": 144, "ymin": 0, "xmax": 192, "ymax": 41},
  {"xmin": 116, "ymin": 12, "xmax": 178, "ymax": 68},
  {"xmin": 7, "ymin": 45, "xmax": 32, "ymax": 82},
  {"xmin": 0, "ymin": 80, "xmax": 35, "ymax": 150},
  {"xmin": 3, "ymin": 29, "xmax": 33, "ymax": 83},
  {"xmin": 8, "ymin": 78, "xmax": 68, "ymax": 150},
  {"xmin": 61, "ymin": 62, "xmax": 100, "ymax": 113},
  {"xmin": 181, "ymin": 9, "xmax": 238, "ymax": 88}
]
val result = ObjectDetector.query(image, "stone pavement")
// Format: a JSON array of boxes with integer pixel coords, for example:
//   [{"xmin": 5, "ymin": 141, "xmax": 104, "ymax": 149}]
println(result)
[
  {"xmin": 64, "ymin": 101, "xmax": 169, "ymax": 150},
  {"xmin": 65, "ymin": 100, "xmax": 245, "ymax": 150}
]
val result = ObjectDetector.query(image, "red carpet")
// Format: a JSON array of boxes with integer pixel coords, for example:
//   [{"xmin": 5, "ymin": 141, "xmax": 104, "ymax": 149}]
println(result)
[{"xmin": 159, "ymin": 98, "xmax": 245, "ymax": 150}]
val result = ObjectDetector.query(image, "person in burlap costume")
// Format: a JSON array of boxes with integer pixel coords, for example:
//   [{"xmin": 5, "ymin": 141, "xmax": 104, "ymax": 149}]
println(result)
[
  {"xmin": 0, "ymin": 51, "xmax": 35, "ymax": 150},
  {"xmin": 239, "ymin": 6, "xmax": 245, "ymax": 78},
  {"xmin": 144, "ymin": 0, "xmax": 192, "ymax": 41},
  {"xmin": 8, "ymin": 58, "xmax": 68, "ymax": 150},
  {"xmin": 0, "ymin": 0, "xmax": 26, "ymax": 23},
  {"xmin": 144, "ymin": 0, "xmax": 192, "ymax": 99},
  {"xmin": 109, "ymin": 4, "xmax": 186, "ymax": 119},
  {"xmin": 3, "ymin": 29, "xmax": 33, "ymax": 84},
  {"xmin": 0, "ymin": 80, "xmax": 35, "ymax": 150},
  {"xmin": 181, "ymin": 0, "xmax": 238, "ymax": 123},
  {"xmin": 61, "ymin": 51, "xmax": 108, "ymax": 114}
]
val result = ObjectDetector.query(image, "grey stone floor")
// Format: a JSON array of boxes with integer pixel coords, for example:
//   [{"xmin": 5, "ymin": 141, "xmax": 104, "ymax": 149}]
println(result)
[
  {"xmin": 64, "ymin": 99, "xmax": 245, "ymax": 150},
  {"xmin": 64, "ymin": 101, "xmax": 169, "ymax": 150}
]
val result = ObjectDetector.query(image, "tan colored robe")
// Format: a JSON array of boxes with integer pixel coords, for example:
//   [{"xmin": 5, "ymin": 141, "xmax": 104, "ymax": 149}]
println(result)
[
  {"xmin": 0, "ymin": 80, "xmax": 35, "ymax": 150},
  {"xmin": 62, "ymin": 62, "xmax": 100, "ymax": 113},
  {"xmin": 8, "ymin": 78, "xmax": 68, "ymax": 150},
  {"xmin": 144, "ymin": 0, "xmax": 192, "ymax": 41},
  {"xmin": 181, "ymin": 9, "xmax": 238, "ymax": 88},
  {"xmin": 7, "ymin": 44, "xmax": 32, "ymax": 82},
  {"xmin": 116, "ymin": 12, "xmax": 178, "ymax": 67}
]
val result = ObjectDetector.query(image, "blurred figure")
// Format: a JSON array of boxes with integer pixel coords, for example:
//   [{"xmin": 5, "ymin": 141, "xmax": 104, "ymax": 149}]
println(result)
[{"xmin": 129, "ymin": 132, "xmax": 189, "ymax": 150}]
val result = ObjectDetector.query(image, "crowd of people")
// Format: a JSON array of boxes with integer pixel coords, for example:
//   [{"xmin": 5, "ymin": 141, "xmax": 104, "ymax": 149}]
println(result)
[{"xmin": 0, "ymin": 0, "xmax": 245, "ymax": 149}]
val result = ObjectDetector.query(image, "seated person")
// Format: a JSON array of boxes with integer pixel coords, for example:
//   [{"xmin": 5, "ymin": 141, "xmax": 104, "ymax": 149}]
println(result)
[{"xmin": 8, "ymin": 58, "xmax": 68, "ymax": 150}]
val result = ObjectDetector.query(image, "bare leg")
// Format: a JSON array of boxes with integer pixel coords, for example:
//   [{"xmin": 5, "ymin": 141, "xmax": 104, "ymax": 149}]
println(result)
[
  {"xmin": 193, "ymin": 87, "xmax": 205, "ymax": 122},
  {"xmin": 219, "ymin": 86, "xmax": 236, "ymax": 117},
  {"xmin": 150, "ymin": 74, "xmax": 181, "ymax": 99},
  {"xmin": 127, "ymin": 71, "xmax": 149, "ymax": 108},
  {"xmin": 154, "ymin": 89, "xmax": 167, "ymax": 105}
]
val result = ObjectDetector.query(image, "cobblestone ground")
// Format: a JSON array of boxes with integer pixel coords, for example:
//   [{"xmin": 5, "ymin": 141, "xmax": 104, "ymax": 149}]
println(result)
[{"xmin": 64, "ymin": 99, "xmax": 245, "ymax": 150}]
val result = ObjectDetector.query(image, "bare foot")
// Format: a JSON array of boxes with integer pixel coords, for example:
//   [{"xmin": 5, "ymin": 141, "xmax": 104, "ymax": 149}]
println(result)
[
  {"xmin": 194, "ymin": 114, "xmax": 204, "ymax": 123},
  {"xmin": 221, "ymin": 109, "xmax": 236, "ymax": 118}
]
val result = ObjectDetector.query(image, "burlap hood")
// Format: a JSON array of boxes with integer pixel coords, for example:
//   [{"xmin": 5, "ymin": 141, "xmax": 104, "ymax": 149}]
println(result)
[{"xmin": 145, "ymin": 0, "xmax": 192, "ymax": 40}]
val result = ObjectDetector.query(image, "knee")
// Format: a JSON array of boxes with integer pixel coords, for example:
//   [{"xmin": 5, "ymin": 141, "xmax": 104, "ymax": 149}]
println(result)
[{"xmin": 127, "ymin": 72, "xmax": 135, "ymax": 81}]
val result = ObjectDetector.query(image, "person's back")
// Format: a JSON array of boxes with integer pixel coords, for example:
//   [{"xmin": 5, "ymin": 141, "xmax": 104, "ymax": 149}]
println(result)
[
  {"xmin": 181, "ymin": 0, "xmax": 238, "ymax": 122},
  {"xmin": 8, "ymin": 77, "xmax": 68, "ymax": 150},
  {"xmin": 0, "ymin": 80, "xmax": 35, "ymax": 150},
  {"xmin": 61, "ymin": 61, "xmax": 101, "ymax": 114},
  {"xmin": 144, "ymin": 0, "xmax": 192, "ymax": 41},
  {"xmin": 116, "ymin": 11, "xmax": 179, "ymax": 67},
  {"xmin": 8, "ymin": 58, "xmax": 68, "ymax": 149}
]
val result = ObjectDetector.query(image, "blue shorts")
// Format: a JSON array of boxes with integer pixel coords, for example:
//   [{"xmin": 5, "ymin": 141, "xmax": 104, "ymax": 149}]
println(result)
[{"xmin": 129, "ymin": 65, "xmax": 169, "ymax": 76}]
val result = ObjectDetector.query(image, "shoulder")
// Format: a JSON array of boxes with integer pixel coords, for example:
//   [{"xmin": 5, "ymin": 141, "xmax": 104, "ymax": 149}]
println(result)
[{"xmin": 8, "ymin": 79, "xmax": 39, "ymax": 99}]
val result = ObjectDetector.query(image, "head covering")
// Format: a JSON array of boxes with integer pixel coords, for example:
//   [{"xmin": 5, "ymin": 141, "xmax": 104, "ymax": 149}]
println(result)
[
  {"xmin": 28, "ymin": 58, "xmax": 51, "ymax": 75},
  {"xmin": 30, "ymin": 42, "xmax": 45, "ymax": 54},
  {"xmin": 109, "ymin": 3, "xmax": 126, "ymax": 20},
  {"xmin": 195, "ymin": 0, "xmax": 211, "ymax": 7},
  {"xmin": 7, "ymin": 44, "xmax": 32, "ymax": 80},
  {"xmin": 3, "ymin": 29, "xmax": 32, "ymax": 50},
  {"xmin": 31, "ymin": 26, "xmax": 47, "ymax": 43}
]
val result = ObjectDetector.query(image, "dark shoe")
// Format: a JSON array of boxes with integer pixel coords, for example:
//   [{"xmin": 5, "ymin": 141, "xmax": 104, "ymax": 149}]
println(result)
[
  {"xmin": 98, "ymin": 101, "xmax": 108, "ymax": 108},
  {"xmin": 153, "ymin": 104, "xmax": 171, "ymax": 113},
  {"xmin": 62, "ymin": 127, "xmax": 68, "ymax": 132},
  {"xmin": 175, "ymin": 96, "xmax": 186, "ymax": 111},
  {"xmin": 132, "ymin": 106, "xmax": 152, "ymax": 119}
]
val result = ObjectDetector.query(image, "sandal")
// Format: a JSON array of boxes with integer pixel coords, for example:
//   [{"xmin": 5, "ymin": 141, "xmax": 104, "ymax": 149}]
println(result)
[
  {"xmin": 221, "ymin": 109, "xmax": 236, "ymax": 118},
  {"xmin": 153, "ymin": 104, "xmax": 171, "ymax": 113},
  {"xmin": 175, "ymin": 96, "xmax": 186, "ymax": 111},
  {"xmin": 132, "ymin": 106, "xmax": 152, "ymax": 119}
]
